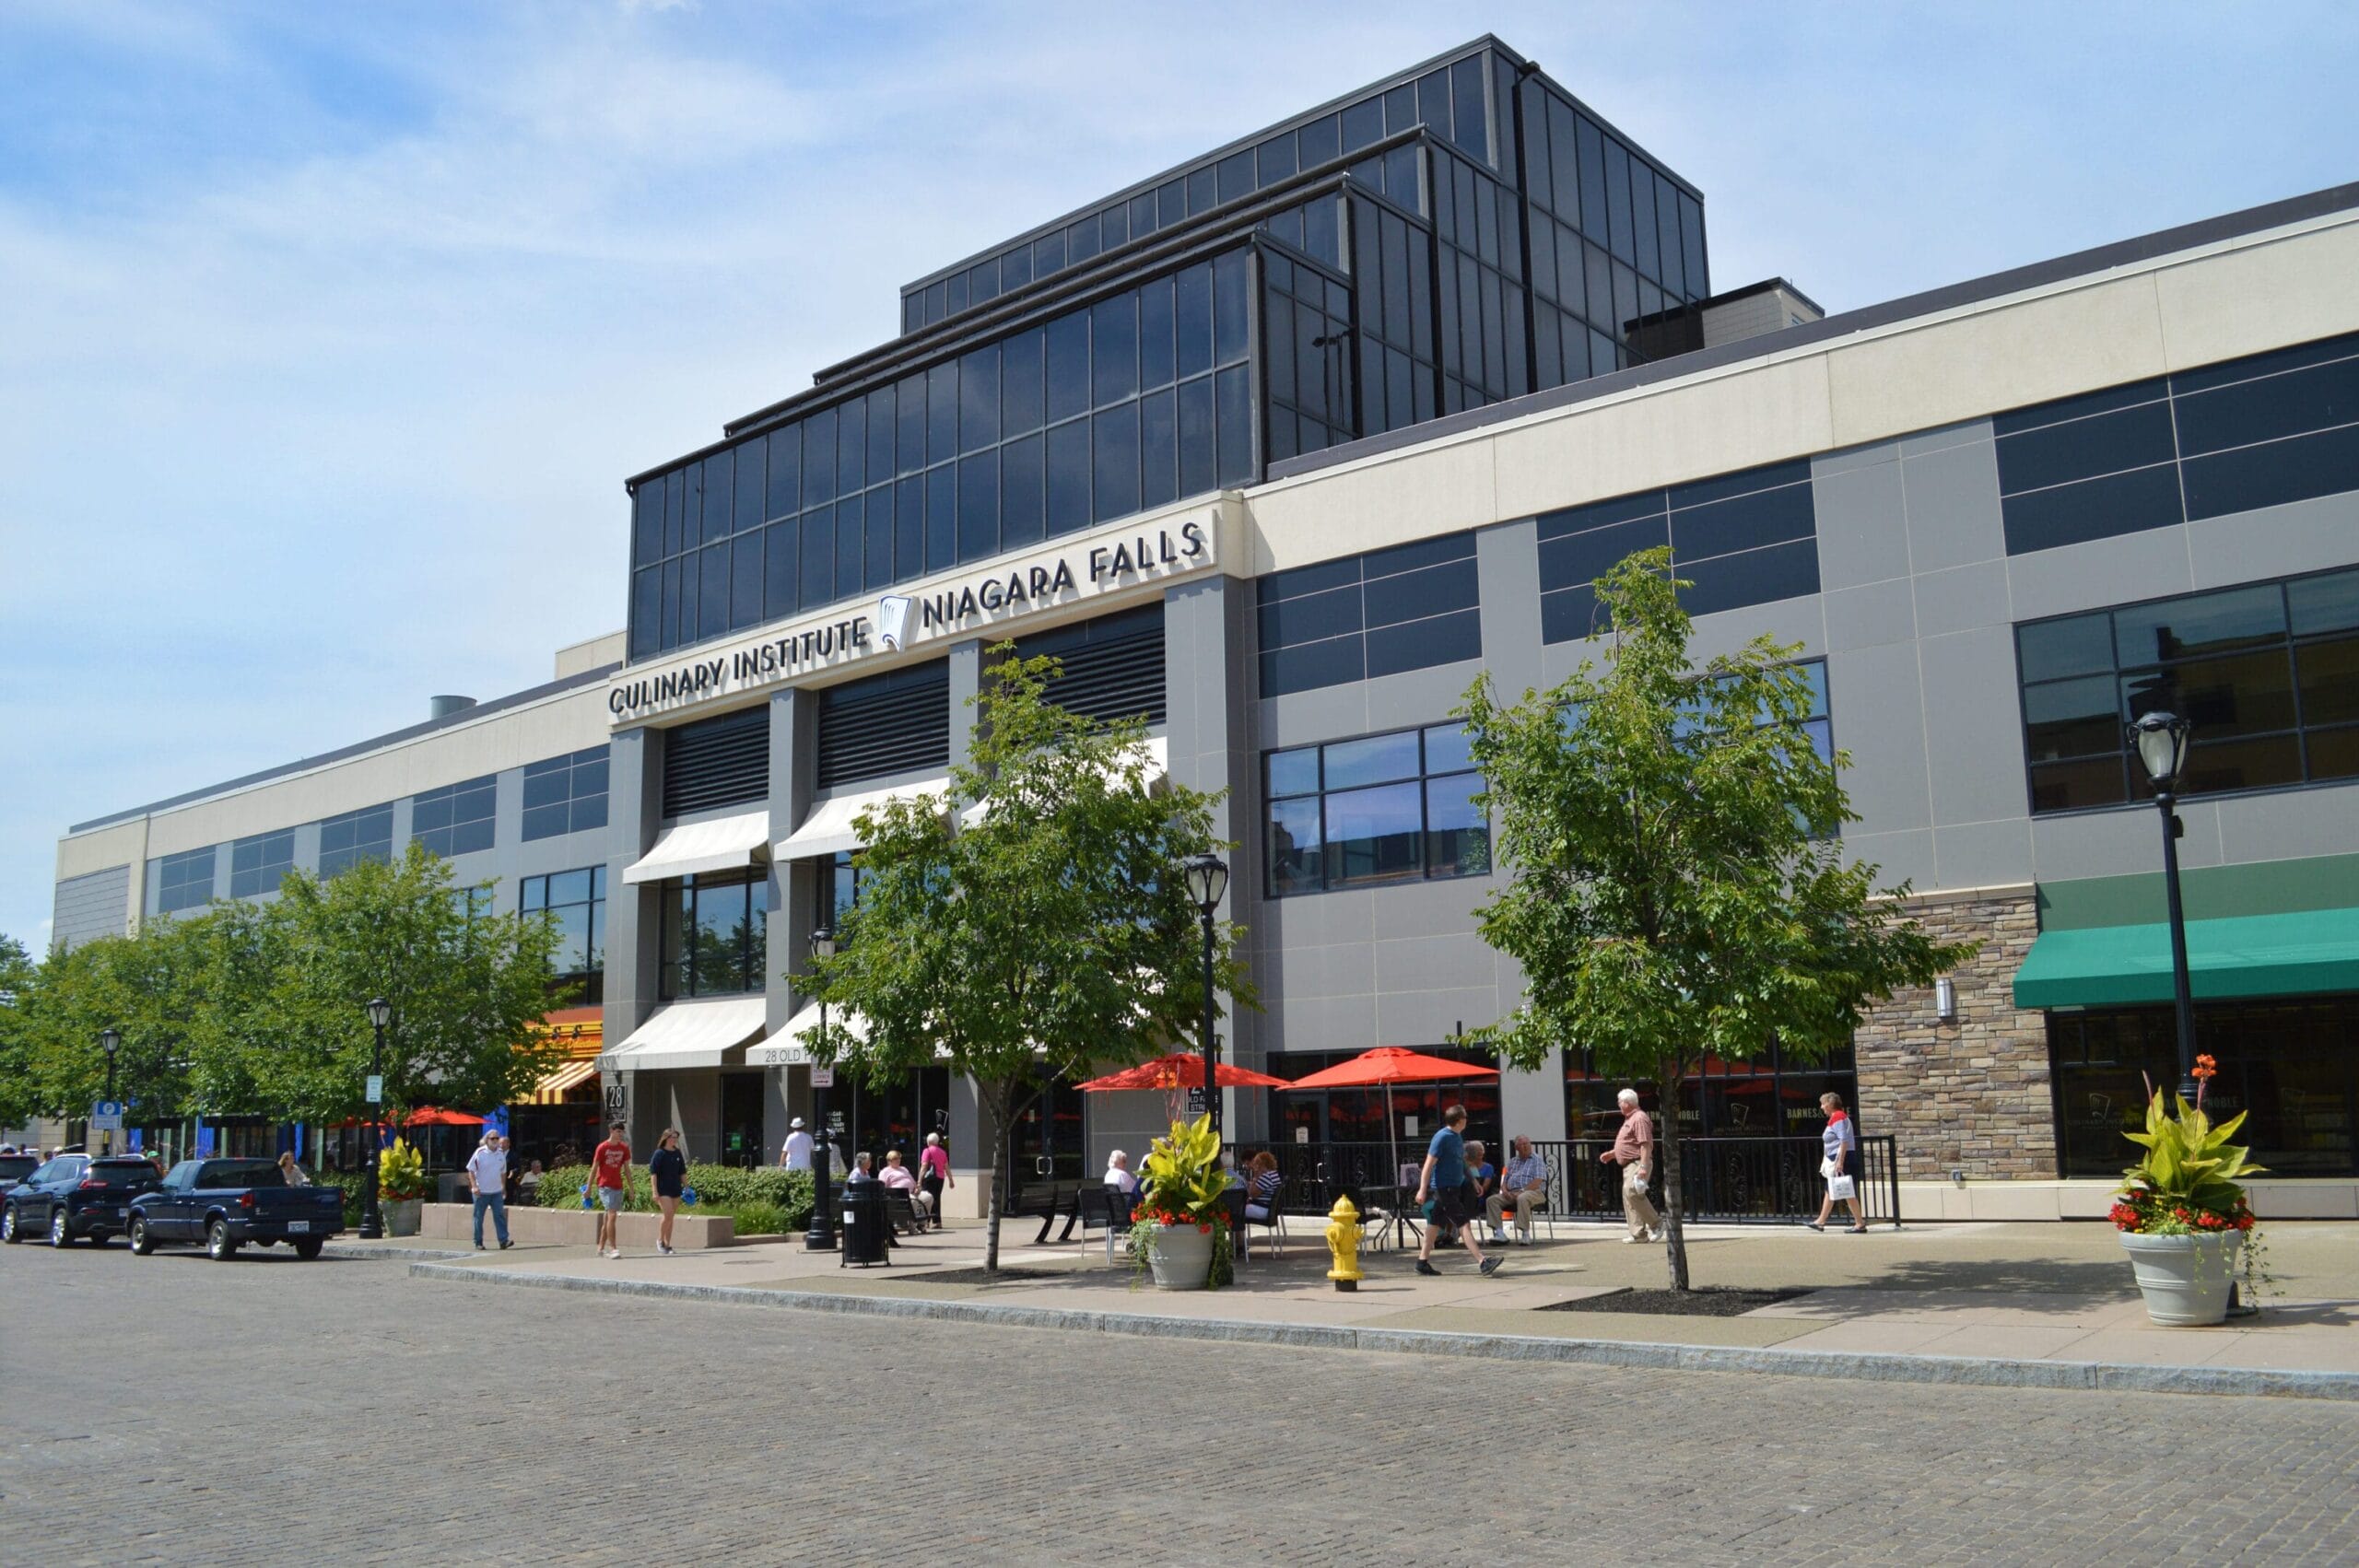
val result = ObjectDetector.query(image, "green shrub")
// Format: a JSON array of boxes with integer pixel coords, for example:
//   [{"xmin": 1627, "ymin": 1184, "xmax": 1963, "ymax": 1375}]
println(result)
[
  {"xmin": 722, "ymin": 1200, "xmax": 792, "ymax": 1236},
  {"xmin": 316, "ymin": 1170, "xmax": 367, "ymax": 1226},
  {"xmin": 531, "ymin": 1162, "xmax": 813, "ymax": 1230}
]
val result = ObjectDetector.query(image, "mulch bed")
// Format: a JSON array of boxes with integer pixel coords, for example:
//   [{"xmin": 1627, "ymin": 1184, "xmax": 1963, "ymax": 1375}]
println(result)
[
  {"xmin": 908, "ymin": 1267, "xmax": 1066, "ymax": 1286},
  {"xmin": 1538, "ymin": 1286, "xmax": 1813, "ymax": 1316}
]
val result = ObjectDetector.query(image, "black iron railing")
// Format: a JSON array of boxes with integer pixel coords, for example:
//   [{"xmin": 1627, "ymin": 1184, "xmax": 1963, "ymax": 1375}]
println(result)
[{"xmin": 1257, "ymin": 1135, "xmax": 1900, "ymax": 1227}]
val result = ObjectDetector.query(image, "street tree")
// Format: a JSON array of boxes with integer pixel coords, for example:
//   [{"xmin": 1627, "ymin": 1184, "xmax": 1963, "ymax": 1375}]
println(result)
[
  {"xmin": 1458, "ymin": 550, "xmax": 1974, "ymax": 1290},
  {"xmin": 0, "ymin": 934, "xmax": 42, "ymax": 1127},
  {"xmin": 804, "ymin": 649, "xmax": 1252, "ymax": 1271},
  {"xmin": 13, "ymin": 924, "xmax": 203, "ymax": 1132},
  {"xmin": 249, "ymin": 845, "xmax": 568, "ymax": 1124}
]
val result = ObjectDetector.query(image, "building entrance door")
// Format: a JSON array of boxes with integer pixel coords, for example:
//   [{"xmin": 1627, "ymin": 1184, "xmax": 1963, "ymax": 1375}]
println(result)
[{"xmin": 720, "ymin": 1072, "xmax": 766, "ymax": 1167}]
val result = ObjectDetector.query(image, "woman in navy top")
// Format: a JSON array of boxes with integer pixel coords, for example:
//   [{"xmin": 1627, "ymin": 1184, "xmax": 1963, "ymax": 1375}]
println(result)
[{"xmin": 649, "ymin": 1128, "xmax": 689, "ymax": 1255}]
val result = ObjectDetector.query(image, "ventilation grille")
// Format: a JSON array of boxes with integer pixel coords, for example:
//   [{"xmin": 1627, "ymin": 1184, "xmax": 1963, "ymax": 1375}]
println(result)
[
  {"xmin": 1015, "ymin": 604, "xmax": 1167, "ymax": 727},
  {"xmin": 663, "ymin": 707, "xmax": 770, "ymax": 816},
  {"xmin": 817, "ymin": 667, "xmax": 951, "ymax": 788}
]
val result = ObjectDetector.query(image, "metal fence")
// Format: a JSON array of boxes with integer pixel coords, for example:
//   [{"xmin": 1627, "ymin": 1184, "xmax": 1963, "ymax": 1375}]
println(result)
[{"xmin": 1259, "ymin": 1134, "xmax": 1901, "ymax": 1228}]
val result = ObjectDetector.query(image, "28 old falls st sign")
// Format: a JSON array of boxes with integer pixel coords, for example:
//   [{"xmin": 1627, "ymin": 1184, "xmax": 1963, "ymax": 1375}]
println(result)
[{"xmin": 606, "ymin": 510, "xmax": 1215, "ymax": 722}]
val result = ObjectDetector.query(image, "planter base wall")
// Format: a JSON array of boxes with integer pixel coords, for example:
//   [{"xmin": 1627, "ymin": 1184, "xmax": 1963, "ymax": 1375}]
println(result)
[{"xmin": 420, "ymin": 1203, "xmax": 736, "ymax": 1250}]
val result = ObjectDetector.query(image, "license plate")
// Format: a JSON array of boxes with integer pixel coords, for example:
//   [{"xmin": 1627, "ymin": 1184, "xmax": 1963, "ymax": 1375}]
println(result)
[{"xmin": 287, "ymin": 1221, "xmax": 310, "ymax": 1234}]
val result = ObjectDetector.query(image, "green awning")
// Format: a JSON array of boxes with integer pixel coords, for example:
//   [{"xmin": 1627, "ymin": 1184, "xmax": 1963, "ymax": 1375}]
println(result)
[{"xmin": 2013, "ymin": 907, "xmax": 2359, "ymax": 1010}]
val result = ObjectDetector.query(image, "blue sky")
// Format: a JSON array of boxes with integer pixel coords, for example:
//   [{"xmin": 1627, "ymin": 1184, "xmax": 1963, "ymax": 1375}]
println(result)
[{"xmin": 4, "ymin": 0, "xmax": 2353, "ymax": 948}]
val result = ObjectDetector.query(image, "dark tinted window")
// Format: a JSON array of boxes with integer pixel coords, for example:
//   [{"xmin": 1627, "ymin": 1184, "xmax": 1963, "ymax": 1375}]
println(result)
[
  {"xmin": 1536, "ymin": 460, "xmax": 1818, "ymax": 638},
  {"xmin": 1265, "ymin": 720, "xmax": 1489, "ymax": 896},
  {"xmin": 89, "ymin": 1160, "xmax": 158, "ymax": 1188},
  {"xmin": 317, "ymin": 804, "xmax": 393, "ymax": 879},
  {"xmin": 1258, "ymin": 532, "xmax": 1481, "ymax": 697},
  {"xmin": 228, "ymin": 828, "xmax": 296, "ymax": 899},
  {"xmin": 522, "ymin": 746, "xmax": 610, "ymax": 841},
  {"xmin": 2015, "ymin": 566, "xmax": 2359, "ymax": 812},
  {"xmin": 156, "ymin": 846, "xmax": 217, "ymax": 914},
  {"xmin": 197, "ymin": 1161, "xmax": 284, "ymax": 1189},
  {"xmin": 410, "ymin": 774, "xmax": 497, "ymax": 859}
]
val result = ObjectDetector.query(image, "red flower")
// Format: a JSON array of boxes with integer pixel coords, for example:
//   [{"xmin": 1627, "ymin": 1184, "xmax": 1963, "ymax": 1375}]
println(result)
[{"xmin": 2192, "ymin": 1054, "xmax": 2218, "ymax": 1082}]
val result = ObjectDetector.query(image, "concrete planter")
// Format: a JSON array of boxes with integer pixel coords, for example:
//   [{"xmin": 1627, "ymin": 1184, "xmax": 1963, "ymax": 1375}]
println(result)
[
  {"xmin": 419, "ymin": 1202, "xmax": 735, "ymax": 1250},
  {"xmin": 2120, "ymin": 1230, "xmax": 2241, "ymax": 1326},
  {"xmin": 382, "ymin": 1199, "xmax": 423, "ymax": 1238},
  {"xmin": 1145, "ymin": 1223, "xmax": 1214, "ymax": 1290}
]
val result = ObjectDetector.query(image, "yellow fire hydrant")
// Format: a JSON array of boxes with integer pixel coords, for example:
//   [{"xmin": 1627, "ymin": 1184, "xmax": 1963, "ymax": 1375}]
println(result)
[{"xmin": 1325, "ymin": 1195, "xmax": 1365, "ymax": 1292}]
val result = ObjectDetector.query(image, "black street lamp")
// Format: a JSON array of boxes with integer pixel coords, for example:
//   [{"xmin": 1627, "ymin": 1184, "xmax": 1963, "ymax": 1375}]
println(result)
[
  {"xmin": 1180, "ymin": 853, "xmax": 1229, "ymax": 1144},
  {"xmin": 99, "ymin": 1026, "xmax": 121, "ymax": 1156},
  {"xmin": 803, "ymin": 927, "xmax": 839, "ymax": 1252},
  {"xmin": 359, "ymin": 997, "xmax": 393, "ymax": 1241},
  {"xmin": 2130, "ymin": 711, "xmax": 2200, "ymax": 1103}
]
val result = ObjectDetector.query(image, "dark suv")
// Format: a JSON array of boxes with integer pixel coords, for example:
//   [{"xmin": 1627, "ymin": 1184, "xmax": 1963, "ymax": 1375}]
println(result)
[{"xmin": 3, "ymin": 1153, "xmax": 162, "ymax": 1246}]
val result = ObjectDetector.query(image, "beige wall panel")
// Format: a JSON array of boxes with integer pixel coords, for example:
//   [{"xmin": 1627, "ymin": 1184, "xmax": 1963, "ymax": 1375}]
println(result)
[
  {"xmin": 554, "ymin": 630, "xmax": 628, "ymax": 680},
  {"xmin": 1825, "ymin": 273, "xmax": 2168, "ymax": 449},
  {"xmin": 2153, "ymin": 217, "xmax": 2359, "ymax": 374},
  {"xmin": 138, "ymin": 687, "xmax": 611, "ymax": 856},
  {"xmin": 56, "ymin": 820, "xmax": 148, "ymax": 883},
  {"xmin": 1245, "ymin": 439, "xmax": 1496, "ymax": 573},
  {"xmin": 1490, "ymin": 354, "xmax": 1836, "ymax": 520}
]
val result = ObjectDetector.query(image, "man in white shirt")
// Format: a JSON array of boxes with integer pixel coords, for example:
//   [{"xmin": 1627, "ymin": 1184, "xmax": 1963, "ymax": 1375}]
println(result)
[
  {"xmin": 464, "ymin": 1132, "xmax": 511, "ymax": 1251},
  {"xmin": 781, "ymin": 1117, "xmax": 814, "ymax": 1172}
]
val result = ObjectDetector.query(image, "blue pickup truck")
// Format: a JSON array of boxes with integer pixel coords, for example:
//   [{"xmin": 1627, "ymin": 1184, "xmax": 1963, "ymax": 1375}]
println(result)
[{"xmin": 127, "ymin": 1158, "xmax": 346, "ymax": 1260}]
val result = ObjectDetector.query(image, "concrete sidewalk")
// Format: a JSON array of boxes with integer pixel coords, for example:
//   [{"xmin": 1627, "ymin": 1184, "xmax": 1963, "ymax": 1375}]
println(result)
[{"xmin": 336, "ymin": 1216, "xmax": 2359, "ymax": 1396}]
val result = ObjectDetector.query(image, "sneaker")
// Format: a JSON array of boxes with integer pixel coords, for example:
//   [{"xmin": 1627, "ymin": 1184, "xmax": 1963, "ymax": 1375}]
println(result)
[
  {"xmin": 499, "ymin": 1240, "xmax": 513, "ymax": 1250},
  {"xmin": 658, "ymin": 1243, "xmax": 674, "ymax": 1256},
  {"xmin": 1622, "ymin": 1234, "xmax": 1643, "ymax": 1244},
  {"xmin": 1414, "ymin": 1259, "xmax": 1440, "ymax": 1276},
  {"xmin": 1648, "ymin": 1226, "xmax": 1666, "ymax": 1242},
  {"xmin": 474, "ymin": 1243, "xmax": 485, "ymax": 1251},
  {"xmin": 1479, "ymin": 1257, "xmax": 1504, "ymax": 1277}
]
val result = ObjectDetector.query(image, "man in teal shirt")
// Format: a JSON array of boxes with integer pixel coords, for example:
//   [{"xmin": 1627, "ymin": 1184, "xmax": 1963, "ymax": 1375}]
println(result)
[{"xmin": 1415, "ymin": 1105, "xmax": 1501, "ymax": 1277}]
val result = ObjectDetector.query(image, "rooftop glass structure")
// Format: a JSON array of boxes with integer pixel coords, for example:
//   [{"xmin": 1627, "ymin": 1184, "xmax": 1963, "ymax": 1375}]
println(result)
[{"xmin": 625, "ymin": 35, "xmax": 1708, "ymax": 662}]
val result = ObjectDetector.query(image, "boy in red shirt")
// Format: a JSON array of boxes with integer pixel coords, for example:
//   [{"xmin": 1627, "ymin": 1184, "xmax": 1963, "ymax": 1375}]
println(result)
[{"xmin": 591, "ymin": 1121, "xmax": 631, "ymax": 1258}]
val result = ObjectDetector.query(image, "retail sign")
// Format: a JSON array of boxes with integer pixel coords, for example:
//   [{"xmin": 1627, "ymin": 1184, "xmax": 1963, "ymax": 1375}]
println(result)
[
  {"xmin": 608, "ymin": 507, "xmax": 1218, "ymax": 725},
  {"xmin": 809, "ymin": 1066, "xmax": 835, "ymax": 1089}
]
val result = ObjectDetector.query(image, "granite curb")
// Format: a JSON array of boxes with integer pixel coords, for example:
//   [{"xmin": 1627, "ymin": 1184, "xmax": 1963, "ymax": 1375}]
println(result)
[{"xmin": 402, "ymin": 1259, "xmax": 2359, "ymax": 1402}]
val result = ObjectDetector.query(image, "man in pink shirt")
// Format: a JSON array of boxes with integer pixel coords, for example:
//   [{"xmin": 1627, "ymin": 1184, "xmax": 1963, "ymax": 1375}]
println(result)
[{"xmin": 1600, "ymin": 1088, "xmax": 1664, "ymax": 1243}]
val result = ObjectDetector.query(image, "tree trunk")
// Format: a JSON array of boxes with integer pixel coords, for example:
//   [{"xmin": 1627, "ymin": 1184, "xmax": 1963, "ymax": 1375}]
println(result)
[
  {"xmin": 981, "ymin": 1080, "xmax": 1010, "ymax": 1274},
  {"xmin": 1658, "ymin": 1051, "xmax": 1691, "ymax": 1292}
]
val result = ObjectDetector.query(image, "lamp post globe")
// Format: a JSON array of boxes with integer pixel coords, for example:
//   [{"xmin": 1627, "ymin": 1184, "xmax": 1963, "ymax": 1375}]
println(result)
[
  {"xmin": 98, "ymin": 1026, "xmax": 122, "ymax": 1155},
  {"xmin": 804, "ymin": 928, "xmax": 839, "ymax": 1252},
  {"xmin": 2128, "ymin": 712, "xmax": 2201, "ymax": 1102},
  {"xmin": 1180, "ymin": 853, "xmax": 1228, "ymax": 1145},
  {"xmin": 360, "ymin": 998, "xmax": 392, "ymax": 1241}
]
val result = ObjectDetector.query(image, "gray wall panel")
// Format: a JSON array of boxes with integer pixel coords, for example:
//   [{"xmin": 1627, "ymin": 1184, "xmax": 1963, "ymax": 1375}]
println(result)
[
  {"xmin": 1812, "ymin": 454, "xmax": 1911, "ymax": 591},
  {"xmin": 2186, "ymin": 490, "xmax": 2359, "ymax": 591},
  {"xmin": 1825, "ymin": 577, "xmax": 1919, "ymax": 653},
  {"xmin": 1932, "ymin": 817, "xmax": 2034, "ymax": 891},
  {"xmin": 1898, "ymin": 433, "xmax": 2003, "ymax": 573},
  {"xmin": 51, "ymin": 865, "xmax": 130, "ymax": 952},
  {"xmin": 1916, "ymin": 625, "xmax": 2030, "ymax": 826},
  {"xmin": 2007, "ymin": 527, "xmax": 2195, "ymax": 624},
  {"xmin": 1826, "ymin": 642, "xmax": 1933, "ymax": 835},
  {"xmin": 1911, "ymin": 558, "xmax": 2011, "ymax": 639}
]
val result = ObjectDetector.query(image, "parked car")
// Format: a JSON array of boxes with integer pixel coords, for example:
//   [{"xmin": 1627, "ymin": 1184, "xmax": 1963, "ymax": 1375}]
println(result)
[
  {"xmin": 127, "ymin": 1158, "xmax": 346, "ymax": 1260},
  {"xmin": 2, "ymin": 1153, "xmax": 163, "ymax": 1246},
  {"xmin": 0, "ymin": 1153, "xmax": 39, "ymax": 1188}
]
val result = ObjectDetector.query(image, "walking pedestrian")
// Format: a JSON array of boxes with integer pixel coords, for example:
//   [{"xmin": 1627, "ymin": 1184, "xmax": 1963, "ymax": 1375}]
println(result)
[
  {"xmin": 1415, "ymin": 1105, "xmax": 1501, "ymax": 1277},
  {"xmin": 1601, "ymin": 1089, "xmax": 1664, "ymax": 1243},
  {"xmin": 1810, "ymin": 1093, "xmax": 1869, "ymax": 1233},
  {"xmin": 781, "ymin": 1117, "xmax": 813, "ymax": 1172},
  {"xmin": 919, "ymin": 1131, "xmax": 952, "ymax": 1229},
  {"xmin": 590, "ymin": 1120, "xmax": 631, "ymax": 1258},
  {"xmin": 649, "ymin": 1129, "xmax": 687, "ymax": 1256},
  {"xmin": 465, "ymin": 1131, "xmax": 511, "ymax": 1251}
]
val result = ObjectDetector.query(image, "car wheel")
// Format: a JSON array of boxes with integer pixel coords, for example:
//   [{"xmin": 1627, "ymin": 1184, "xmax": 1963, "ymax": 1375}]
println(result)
[
  {"xmin": 1, "ymin": 1206, "xmax": 18, "ymax": 1245},
  {"xmin": 49, "ymin": 1209, "xmax": 73, "ymax": 1247},
  {"xmin": 293, "ymin": 1238, "xmax": 324, "ymax": 1260},
  {"xmin": 129, "ymin": 1216, "xmax": 156, "ymax": 1256},
  {"xmin": 206, "ymin": 1219, "xmax": 238, "ymax": 1261}
]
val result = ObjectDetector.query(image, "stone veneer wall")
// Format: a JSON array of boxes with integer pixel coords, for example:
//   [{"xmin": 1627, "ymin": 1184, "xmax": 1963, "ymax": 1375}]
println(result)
[{"xmin": 1853, "ymin": 887, "xmax": 2055, "ymax": 1181}]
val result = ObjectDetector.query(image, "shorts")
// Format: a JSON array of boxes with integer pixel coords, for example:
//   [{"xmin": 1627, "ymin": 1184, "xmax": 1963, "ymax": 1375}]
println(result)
[
  {"xmin": 1426, "ymin": 1186, "xmax": 1471, "ymax": 1227},
  {"xmin": 597, "ymin": 1187, "xmax": 627, "ymax": 1212}
]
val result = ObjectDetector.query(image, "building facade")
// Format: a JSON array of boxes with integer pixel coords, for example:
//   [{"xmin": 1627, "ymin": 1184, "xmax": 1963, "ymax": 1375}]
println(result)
[{"xmin": 53, "ymin": 38, "xmax": 2359, "ymax": 1217}]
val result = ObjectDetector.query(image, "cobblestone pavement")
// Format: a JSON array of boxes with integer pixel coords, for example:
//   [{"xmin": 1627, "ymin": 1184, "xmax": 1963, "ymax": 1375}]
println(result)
[{"xmin": 5, "ymin": 1246, "xmax": 2356, "ymax": 1566}]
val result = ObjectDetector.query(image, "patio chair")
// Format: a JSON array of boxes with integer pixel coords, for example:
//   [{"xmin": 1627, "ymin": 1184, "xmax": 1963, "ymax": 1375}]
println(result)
[
  {"xmin": 1074, "ymin": 1185, "xmax": 1127, "ymax": 1264},
  {"xmin": 883, "ymin": 1188, "xmax": 928, "ymax": 1239},
  {"xmin": 1244, "ymin": 1173, "xmax": 1287, "ymax": 1258}
]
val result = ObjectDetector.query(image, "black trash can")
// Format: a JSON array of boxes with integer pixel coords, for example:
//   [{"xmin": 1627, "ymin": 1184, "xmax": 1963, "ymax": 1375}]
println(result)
[{"xmin": 839, "ymin": 1182, "xmax": 891, "ymax": 1267}]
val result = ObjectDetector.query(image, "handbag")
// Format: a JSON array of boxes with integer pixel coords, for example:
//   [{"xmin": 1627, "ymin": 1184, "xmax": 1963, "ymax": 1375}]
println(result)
[
  {"xmin": 1828, "ymin": 1174, "xmax": 1857, "ymax": 1200},
  {"xmin": 681, "ymin": 1186, "xmax": 698, "ymax": 1207}
]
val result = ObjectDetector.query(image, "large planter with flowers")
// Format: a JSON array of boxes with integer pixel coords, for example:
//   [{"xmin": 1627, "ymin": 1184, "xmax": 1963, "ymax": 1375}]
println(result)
[
  {"xmin": 2111, "ymin": 1059, "xmax": 2262, "ymax": 1328},
  {"xmin": 1126, "ymin": 1113, "xmax": 1233, "ymax": 1292},
  {"xmin": 379, "ymin": 1138, "xmax": 428, "ymax": 1239}
]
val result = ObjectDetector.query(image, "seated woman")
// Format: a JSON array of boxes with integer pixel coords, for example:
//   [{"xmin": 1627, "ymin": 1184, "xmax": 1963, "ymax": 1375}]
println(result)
[
  {"xmin": 877, "ymin": 1149, "xmax": 929, "ymax": 1221},
  {"xmin": 1243, "ymin": 1150, "xmax": 1284, "ymax": 1223},
  {"xmin": 1103, "ymin": 1150, "xmax": 1141, "ymax": 1205}
]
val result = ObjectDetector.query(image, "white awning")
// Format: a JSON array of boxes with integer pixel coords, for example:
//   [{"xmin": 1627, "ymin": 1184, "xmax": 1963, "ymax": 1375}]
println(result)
[
  {"xmin": 748, "ymin": 999, "xmax": 871, "ymax": 1067},
  {"xmin": 597, "ymin": 996, "xmax": 769, "ymax": 1071},
  {"xmin": 958, "ymin": 735, "xmax": 1168, "ymax": 829},
  {"xmin": 777, "ymin": 778, "xmax": 950, "ymax": 862},
  {"xmin": 622, "ymin": 809, "xmax": 771, "ymax": 885}
]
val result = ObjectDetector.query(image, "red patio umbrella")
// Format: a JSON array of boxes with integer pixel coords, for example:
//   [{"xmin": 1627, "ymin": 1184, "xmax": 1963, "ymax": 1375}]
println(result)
[
  {"xmin": 1075, "ymin": 1052, "xmax": 1295, "ymax": 1091},
  {"xmin": 401, "ymin": 1107, "xmax": 487, "ymax": 1127},
  {"xmin": 1285, "ymin": 1047, "xmax": 1499, "ymax": 1210}
]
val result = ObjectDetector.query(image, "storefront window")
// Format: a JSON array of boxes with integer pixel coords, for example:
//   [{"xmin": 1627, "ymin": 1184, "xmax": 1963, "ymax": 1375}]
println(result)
[
  {"xmin": 1566, "ymin": 1042, "xmax": 1858, "ymax": 1144},
  {"xmin": 1265, "ymin": 1047, "xmax": 1502, "ymax": 1155},
  {"xmin": 2049, "ymin": 997, "xmax": 2359, "ymax": 1176}
]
